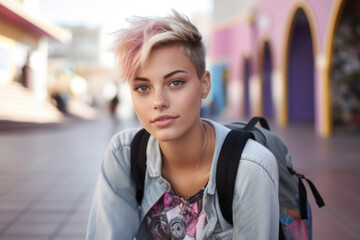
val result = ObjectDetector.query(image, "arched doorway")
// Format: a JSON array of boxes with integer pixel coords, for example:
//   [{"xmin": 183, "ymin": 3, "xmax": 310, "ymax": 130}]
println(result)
[
  {"xmin": 262, "ymin": 42, "xmax": 273, "ymax": 119},
  {"xmin": 243, "ymin": 58, "xmax": 251, "ymax": 119},
  {"xmin": 330, "ymin": 0, "xmax": 360, "ymax": 134},
  {"xmin": 287, "ymin": 8, "xmax": 315, "ymax": 124}
]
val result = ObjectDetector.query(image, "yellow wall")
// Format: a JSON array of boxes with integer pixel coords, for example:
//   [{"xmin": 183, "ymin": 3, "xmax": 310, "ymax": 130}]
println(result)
[
  {"xmin": 0, "ymin": 19, "xmax": 39, "ymax": 49},
  {"xmin": 322, "ymin": 0, "xmax": 346, "ymax": 137}
]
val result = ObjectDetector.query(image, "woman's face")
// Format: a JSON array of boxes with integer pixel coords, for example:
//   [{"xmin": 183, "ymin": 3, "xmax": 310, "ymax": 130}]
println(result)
[{"xmin": 130, "ymin": 45, "xmax": 210, "ymax": 142}]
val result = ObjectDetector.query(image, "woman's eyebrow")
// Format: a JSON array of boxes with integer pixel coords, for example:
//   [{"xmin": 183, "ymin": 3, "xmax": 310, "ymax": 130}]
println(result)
[
  {"xmin": 134, "ymin": 77, "xmax": 149, "ymax": 82},
  {"xmin": 164, "ymin": 70, "xmax": 187, "ymax": 79},
  {"xmin": 134, "ymin": 70, "xmax": 187, "ymax": 81}
]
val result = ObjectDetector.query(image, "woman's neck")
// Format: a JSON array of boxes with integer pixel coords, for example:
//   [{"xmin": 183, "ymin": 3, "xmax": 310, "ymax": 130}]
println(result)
[
  {"xmin": 159, "ymin": 120, "xmax": 207, "ymax": 168},
  {"xmin": 159, "ymin": 120, "xmax": 215, "ymax": 198}
]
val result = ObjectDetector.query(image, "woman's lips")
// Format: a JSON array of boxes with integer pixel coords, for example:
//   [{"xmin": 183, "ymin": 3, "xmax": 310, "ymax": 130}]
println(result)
[{"xmin": 151, "ymin": 115, "xmax": 178, "ymax": 127}]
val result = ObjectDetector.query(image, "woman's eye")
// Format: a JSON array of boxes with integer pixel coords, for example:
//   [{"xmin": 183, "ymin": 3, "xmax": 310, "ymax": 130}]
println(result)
[
  {"xmin": 135, "ymin": 85, "xmax": 150, "ymax": 93},
  {"xmin": 169, "ymin": 80, "xmax": 184, "ymax": 87}
]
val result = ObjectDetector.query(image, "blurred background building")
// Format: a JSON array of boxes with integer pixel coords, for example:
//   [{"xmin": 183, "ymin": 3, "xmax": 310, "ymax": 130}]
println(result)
[
  {"xmin": 0, "ymin": 0, "xmax": 104, "ymax": 128},
  {"xmin": 1, "ymin": 0, "xmax": 359, "ymax": 137},
  {"xmin": 0, "ymin": 0, "xmax": 73, "ymax": 125},
  {"xmin": 209, "ymin": 0, "xmax": 360, "ymax": 137},
  {"xmin": 46, "ymin": 25, "xmax": 111, "ymax": 120}
]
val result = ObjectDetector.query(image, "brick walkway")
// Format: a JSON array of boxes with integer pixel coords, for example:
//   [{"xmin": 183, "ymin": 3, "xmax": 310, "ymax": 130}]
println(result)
[{"xmin": 0, "ymin": 118, "xmax": 359, "ymax": 239}]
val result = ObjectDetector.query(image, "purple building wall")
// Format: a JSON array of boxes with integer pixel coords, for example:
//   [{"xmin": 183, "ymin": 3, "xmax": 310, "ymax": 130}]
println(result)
[
  {"xmin": 244, "ymin": 59, "xmax": 251, "ymax": 118},
  {"xmin": 263, "ymin": 43, "xmax": 273, "ymax": 119}
]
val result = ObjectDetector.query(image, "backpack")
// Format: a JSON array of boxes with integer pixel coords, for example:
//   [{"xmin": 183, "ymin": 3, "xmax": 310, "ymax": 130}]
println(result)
[{"xmin": 130, "ymin": 117, "xmax": 325, "ymax": 240}]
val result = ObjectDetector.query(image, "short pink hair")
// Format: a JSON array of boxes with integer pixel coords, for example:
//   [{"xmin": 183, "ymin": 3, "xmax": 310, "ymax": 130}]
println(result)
[{"xmin": 113, "ymin": 10, "xmax": 206, "ymax": 83}]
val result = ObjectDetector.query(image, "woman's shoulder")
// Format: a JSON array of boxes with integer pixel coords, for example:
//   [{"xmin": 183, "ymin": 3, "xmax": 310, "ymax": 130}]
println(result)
[
  {"xmin": 240, "ymin": 139, "xmax": 278, "ymax": 185},
  {"xmin": 206, "ymin": 119, "xmax": 277, "ymax": 176},
  {"xmin": 109, "ymin": 127, "xmax": 144, "ymax": 150},
  {"xmin": 203, "ymin": 118, "xmax": 278, "ymax": 192}
]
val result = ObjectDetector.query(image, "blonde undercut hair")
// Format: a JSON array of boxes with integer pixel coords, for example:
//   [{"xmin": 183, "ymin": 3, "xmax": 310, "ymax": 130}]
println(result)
[{"xmin": 113, "ymin": 10, "xmax": 206, "ymax": 83}]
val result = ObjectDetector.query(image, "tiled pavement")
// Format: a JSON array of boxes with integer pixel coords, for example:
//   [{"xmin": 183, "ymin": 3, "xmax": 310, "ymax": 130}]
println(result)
[
  {"xmin": 0, "ymin": 118, "xmax": 359, "ymax": 239},
  {"xmin": 0, "ymin": 118, "xmax": 135, "ymax": 240}
]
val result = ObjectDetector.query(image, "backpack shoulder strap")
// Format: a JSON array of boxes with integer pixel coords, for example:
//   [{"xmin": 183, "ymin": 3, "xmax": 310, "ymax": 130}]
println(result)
[
  {"xmin": 217, "ymin": 129, "xmax": 286, "ymax": 240},
  {"xmin": 216, "ymin": 130, "xmax": 254, "ymax": 224},
  {"xmin": 130, "ymin": 128, "xmax": 150, "ymax": 205}
]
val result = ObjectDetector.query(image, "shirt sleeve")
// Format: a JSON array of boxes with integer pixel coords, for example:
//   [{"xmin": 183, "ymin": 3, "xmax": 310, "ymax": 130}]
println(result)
[
  {"xmin": 86, "ymin": 136, "xmax": 140, "ymax": 240},
  {"xmin": 232, "ymin": 140, "xmax": 280, "ymax": 240}
]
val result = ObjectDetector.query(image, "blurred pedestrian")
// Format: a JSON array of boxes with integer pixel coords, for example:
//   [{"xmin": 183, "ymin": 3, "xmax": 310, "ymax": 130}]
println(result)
[
  {"xmin": 108, "ymin": 93, "xmax": 120, "ymax": 130},
  {"xmin": 51, "ymin": 92, "xmax": 68, "ymax": 114},
  {"xmin": 87, "ymin": 10, "xmax": 279, "ymax": 240},
  {"xmin": 18, "ymin": 52, "xmax": 33, "ymax": 89}
]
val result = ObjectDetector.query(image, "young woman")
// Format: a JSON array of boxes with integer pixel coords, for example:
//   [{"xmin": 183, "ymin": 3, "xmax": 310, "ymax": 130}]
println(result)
[{"xmin": 87, "ymin": 11, "xmax": 279, "ymax": 240}]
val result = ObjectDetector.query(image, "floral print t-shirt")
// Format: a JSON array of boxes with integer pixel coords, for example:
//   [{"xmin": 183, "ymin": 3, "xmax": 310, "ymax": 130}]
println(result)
[{"xmin": 147, "ymin": 186, "xmax": 207, "ymax": 240}]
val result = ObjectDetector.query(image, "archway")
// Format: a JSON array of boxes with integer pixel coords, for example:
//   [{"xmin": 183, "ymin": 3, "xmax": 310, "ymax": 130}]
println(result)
[
  {"xmin": 287, "ymin": 8, "xmax": 315, "ymax": 124},
  {"xmin": 330, "ymin": 0, "xmax": 360, "ymax": 133}
]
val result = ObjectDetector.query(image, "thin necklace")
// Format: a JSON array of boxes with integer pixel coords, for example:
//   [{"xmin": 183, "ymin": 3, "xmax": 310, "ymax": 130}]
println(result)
[{"xmin": 163, "ymin": 123, "xmax": 207, "ymax": 211}]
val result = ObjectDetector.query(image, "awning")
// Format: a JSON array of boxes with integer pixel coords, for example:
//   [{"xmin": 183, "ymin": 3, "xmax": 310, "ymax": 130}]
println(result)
[{"xmin": 0, "ymin": 0, "xmax": 71, "ymax": 43}]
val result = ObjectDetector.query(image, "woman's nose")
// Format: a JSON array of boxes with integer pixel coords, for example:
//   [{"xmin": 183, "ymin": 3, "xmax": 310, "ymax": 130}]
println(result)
[{"xmin": 152, "ymin": 89, "xmax": 169, "ymax": 110}]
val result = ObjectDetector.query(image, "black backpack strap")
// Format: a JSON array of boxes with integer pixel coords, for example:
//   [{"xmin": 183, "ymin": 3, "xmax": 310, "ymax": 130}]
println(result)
[
  {"xmin": 288, "ymin": 167, "xmax": 325, "ymax": 219},
  {"xmin": 279, "ymin": 222, "xmax": 286, "ymax": 240},
  {"xmin": 218, "ymin": 129, "xmax": 285, "ymax": 239},
  {"xmin": 298, "ymin": 177, "xmax": 308, "ymax": 219},
  {"xmin": 243, "ymin": 116, "xmax": 271, "ymax": 131},
  {"xmin": 131, "ymin": 128, "xmax": 150, "ymax": 205},
  {"xmin": 216, "ymin": 130, "xmax": 254, "ymax": 224}
]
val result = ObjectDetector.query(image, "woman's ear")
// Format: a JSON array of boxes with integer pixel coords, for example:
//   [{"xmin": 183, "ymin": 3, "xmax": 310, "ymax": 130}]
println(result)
[{"xmin": 201, "ymin": 71, "xmax": 211, "ymax": 99}]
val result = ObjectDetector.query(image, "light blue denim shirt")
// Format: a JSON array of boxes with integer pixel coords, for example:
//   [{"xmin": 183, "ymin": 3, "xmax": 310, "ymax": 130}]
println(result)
[{"xmin": 87, "ymin": 119, "xmax": 279, "ymax": 239}]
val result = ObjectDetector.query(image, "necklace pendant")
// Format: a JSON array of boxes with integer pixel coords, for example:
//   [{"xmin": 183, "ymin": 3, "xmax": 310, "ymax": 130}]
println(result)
[{"xmin": 179, "ymin": 202, "xmax": 186, "ymax": 217}]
